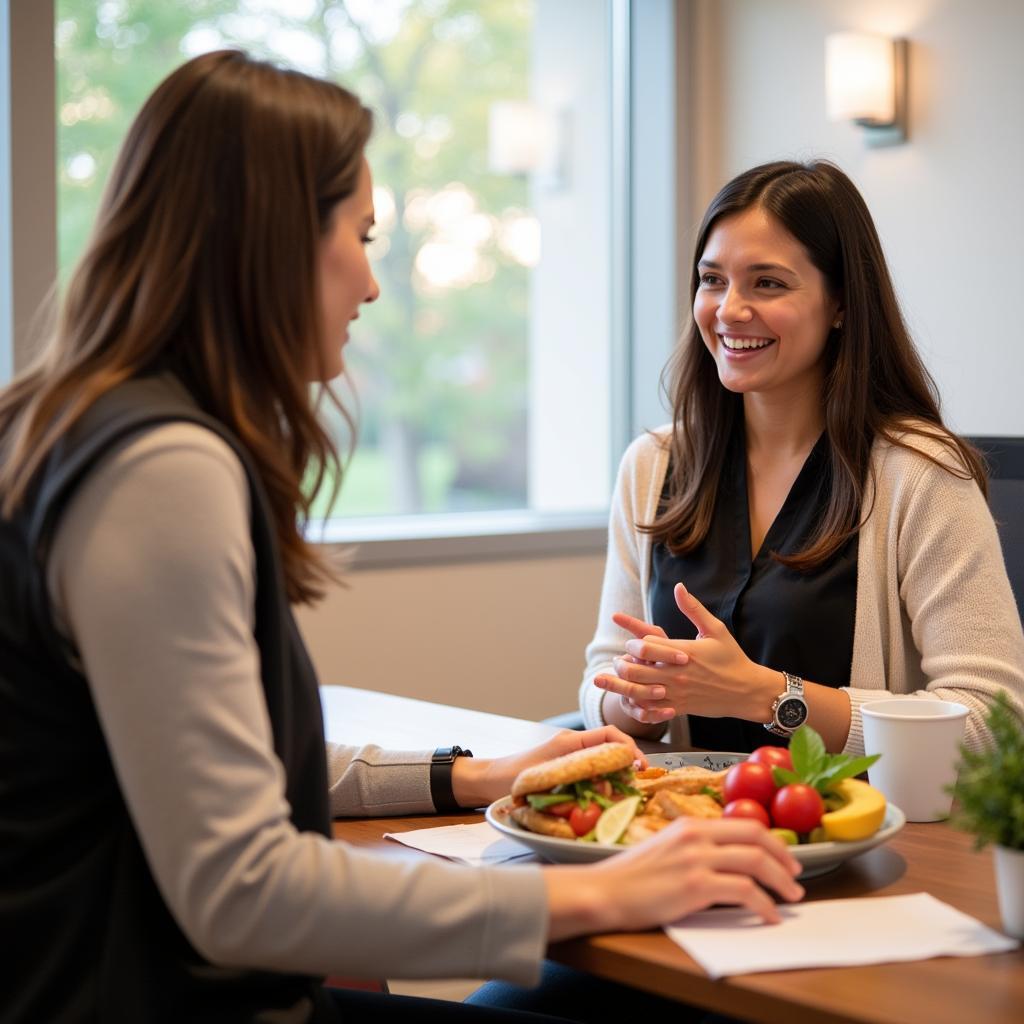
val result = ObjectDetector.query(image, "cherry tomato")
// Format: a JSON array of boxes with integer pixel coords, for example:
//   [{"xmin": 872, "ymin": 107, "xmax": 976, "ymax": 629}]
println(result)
[
  {"xmin": 771, "ymin": 783, "xmax": 824, "ymax": 833},
  {"xmin": 748, "ymin": 745, "xmax": 793, "ymax": 772},
  {"xmin": 724, "ymin": 761, "xmax": 776, "ymax": 808},
  {"xmin": 547, "ymin": 801, "xmax": 576, "ymax": 819},
  {"xmin": 568, "ymin": 802, "xmax": 602, "ymax": 837},
  {"xmin": 722, "ymin": 798, "xmax": 770, "ymax": 827}
]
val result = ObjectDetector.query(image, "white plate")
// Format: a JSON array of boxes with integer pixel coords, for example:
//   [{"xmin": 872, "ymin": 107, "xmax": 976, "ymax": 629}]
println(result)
[{"xmin": 485, "ymin": 750, "xmax": 906, "ymax": 878}]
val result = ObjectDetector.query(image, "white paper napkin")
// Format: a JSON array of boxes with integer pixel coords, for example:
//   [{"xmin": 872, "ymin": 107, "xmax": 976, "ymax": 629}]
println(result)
[
  {"xmin": 665, "ymin": 892, "xmax": 1018, "ymax": 978},
  {"xmin": 383, "ymin": 821, "xmax": 539, "ymax": 866}
]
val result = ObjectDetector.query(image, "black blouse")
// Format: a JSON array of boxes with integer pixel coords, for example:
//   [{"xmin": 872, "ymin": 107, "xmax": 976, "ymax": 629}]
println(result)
[{"xmin": 649, "ymin": 427, "xmax": 857, "ymax": 752}]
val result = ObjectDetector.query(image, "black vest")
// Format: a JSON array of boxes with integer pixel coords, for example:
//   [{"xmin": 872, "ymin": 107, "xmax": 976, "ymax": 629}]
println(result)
[{"xmin": 0, "ymin": 376, "xmax": 336, "ymax": 1023}]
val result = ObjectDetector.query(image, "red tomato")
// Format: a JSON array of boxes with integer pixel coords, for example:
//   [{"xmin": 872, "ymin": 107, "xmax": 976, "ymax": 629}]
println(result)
[
  {"xmin": 748, "ymin": 745, "xmax": 793, "ymax": 772},
  {"xmin": 568, "ymin": 802, "xmax": 602, "ymax": 836},
  {"xmin": 724, "ymin": 762, "xmax": 776, "ymax": 808},
  {"xmin": 547, "ymin": 801, "xmax": 576, "ymax": 819},
  {"xmin": 722, "ymin": 798, "xmax": 770, "ymax": 827},
  {"xmin": 771, "ymin": 784, "xmax": 824, "ymax": 833}
]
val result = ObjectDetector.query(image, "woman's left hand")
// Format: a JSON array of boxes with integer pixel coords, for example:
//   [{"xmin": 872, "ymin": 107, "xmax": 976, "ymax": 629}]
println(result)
[
  {"xmin": 453, "ymin": 726, "xmax": 647, "ymax": 809},
  {"xmin": 594, "ymin": 582, "xmax": 778, "ymax": 726}
]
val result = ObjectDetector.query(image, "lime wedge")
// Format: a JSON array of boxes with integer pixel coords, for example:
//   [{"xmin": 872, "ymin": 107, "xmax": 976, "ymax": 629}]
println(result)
[{"xmin": 594, "ymin": 795, "xmax": 641, "ymax": 845}]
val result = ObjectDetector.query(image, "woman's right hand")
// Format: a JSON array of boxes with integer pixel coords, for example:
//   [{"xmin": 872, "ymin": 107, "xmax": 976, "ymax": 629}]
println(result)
[{"xmin": 543, "ymin": 818, "xmax": 804, "ymax": 942}]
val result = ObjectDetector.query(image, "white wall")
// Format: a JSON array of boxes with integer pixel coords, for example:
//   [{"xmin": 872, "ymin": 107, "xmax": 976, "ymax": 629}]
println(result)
[
  {"xmin": 296, "ymin": 552, "xmax": 604, "ymax": 720},
  {"xmin": 683, "ymin": 0, "xmax": 1024, "ymax": 435}
]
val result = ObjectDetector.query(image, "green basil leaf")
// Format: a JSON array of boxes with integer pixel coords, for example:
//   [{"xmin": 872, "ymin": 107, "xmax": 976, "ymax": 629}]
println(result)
[
  {"xmin": 789, "ymin": 725, "xmax": 827, "ymax": 777},
  {"xmin": 772, "ymin": 766, "xmax": 800, "ymax": 787},
  {"xmin": 771, "ymin": 723, "xmax": 886, "ymax": 795},
  {"xmin": 802, "ymin": 725, "xmax": 828, "ymax": 776},
  {"xmin": 788, "ymin": 727, "xmax": 810, "ymax": 776},
  {"xmin": 818, "ymin": 754, "xmax": 881, "ymax": 791}
]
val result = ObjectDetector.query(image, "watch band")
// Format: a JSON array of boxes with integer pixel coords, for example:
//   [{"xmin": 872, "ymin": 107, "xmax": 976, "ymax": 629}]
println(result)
[{"xmin": 429, "ymin": 745, "xmax": 474, "ymax": 813}]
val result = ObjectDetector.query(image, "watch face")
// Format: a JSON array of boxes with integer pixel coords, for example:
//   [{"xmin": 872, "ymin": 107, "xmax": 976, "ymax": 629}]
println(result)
[{"xmin": 777, "ymin": 697, "xmax": 808, "ymax": 730}]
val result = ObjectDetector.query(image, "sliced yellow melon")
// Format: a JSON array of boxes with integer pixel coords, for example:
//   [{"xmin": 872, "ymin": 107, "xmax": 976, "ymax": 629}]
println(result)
[{"xmin": 820, "ymin": 778, "xmax": 886, "ymax": 841}]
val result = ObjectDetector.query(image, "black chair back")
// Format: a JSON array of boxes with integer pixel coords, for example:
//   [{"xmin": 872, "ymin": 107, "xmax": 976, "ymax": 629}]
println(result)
[{"xmin": 970, "ymin": 436, "xmax": 1024, "ymax": 626}]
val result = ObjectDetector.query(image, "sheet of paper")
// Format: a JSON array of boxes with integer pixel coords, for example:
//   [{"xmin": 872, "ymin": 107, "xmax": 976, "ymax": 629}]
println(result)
[
  {"xmin": 665, "ymin": 892, "xmax": 1018, "ymax": 978},
  {"xmin": 384, "ymin": 821, "xmax": 539, "ymax": 866}
]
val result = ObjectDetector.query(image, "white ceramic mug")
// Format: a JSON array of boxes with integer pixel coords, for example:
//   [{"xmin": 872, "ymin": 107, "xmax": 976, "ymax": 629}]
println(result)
[{"xmin": 860, "ymin": 699, "xmax": 969, "ymax": 822}]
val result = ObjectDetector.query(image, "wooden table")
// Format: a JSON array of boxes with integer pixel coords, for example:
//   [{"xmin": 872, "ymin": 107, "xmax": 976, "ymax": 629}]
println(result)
[{"xmin": 322, "ymin": 686, "xmax": 1024, "ymax": 1024}]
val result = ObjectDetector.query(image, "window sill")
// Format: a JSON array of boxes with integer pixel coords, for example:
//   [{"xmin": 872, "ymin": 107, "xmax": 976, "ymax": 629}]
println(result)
[{"xmin": 308, "ymin": 509, "xmax": 609, "ymax": 570}]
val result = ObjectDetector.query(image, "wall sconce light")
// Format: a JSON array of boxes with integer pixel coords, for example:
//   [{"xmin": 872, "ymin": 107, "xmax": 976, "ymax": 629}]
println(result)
[
  {"xmin": 488, "ymin": 101, "xmax": 569, "ymax": 190},
  {"xmin": 825, "ymin": 32, "xmax": 908, "ymax": 147}
]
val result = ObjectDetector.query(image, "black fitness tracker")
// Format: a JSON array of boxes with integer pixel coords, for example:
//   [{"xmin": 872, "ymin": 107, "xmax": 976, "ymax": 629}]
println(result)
[{"xmin": 430, "ymin": 745, "xmax": 474, "ymax": 813}]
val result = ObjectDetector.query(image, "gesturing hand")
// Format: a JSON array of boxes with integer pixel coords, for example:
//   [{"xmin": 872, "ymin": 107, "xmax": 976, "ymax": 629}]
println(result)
[{"xmin": 595, "ymin": 582, "xmax": 777, "ymax": 726}]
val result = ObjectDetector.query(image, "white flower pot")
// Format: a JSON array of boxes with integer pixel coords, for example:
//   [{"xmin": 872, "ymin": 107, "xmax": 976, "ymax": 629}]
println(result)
[{"xmin": 993, "ymin": 844, "xmax": 1024, "ymax": 939}]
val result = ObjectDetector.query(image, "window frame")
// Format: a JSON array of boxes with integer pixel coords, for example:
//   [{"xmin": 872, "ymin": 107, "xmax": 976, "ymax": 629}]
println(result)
[{"xmin": 2, "ymin": 0, "xmax": 677, "ymax": 569}]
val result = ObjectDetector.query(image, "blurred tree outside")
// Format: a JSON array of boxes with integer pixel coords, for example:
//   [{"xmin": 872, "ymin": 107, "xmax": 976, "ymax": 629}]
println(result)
[{"xmin": 56, "ymin": 0, "xmax": 535, "ymax": 516}]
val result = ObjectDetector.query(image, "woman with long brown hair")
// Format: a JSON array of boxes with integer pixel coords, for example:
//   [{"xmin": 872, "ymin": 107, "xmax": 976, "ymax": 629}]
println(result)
[
  {"xmin": 580, "ymin": 160, "xmax": 1024, "ymax": 755},
  {"xmin": 0, "ymin": 52, "xmax": 804, "ymax": 1024}
]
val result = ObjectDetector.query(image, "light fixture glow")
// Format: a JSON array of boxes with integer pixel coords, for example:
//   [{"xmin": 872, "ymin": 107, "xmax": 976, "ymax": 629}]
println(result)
[{"xmin": 825, "ymin": 32, "xmax": 908, "ymax": 146}]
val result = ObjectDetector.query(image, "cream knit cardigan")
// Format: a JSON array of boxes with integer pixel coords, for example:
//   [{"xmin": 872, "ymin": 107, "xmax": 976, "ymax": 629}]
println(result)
[{"xmin": 579, "ymin": 426, "xmax": 1024, "ymax": 755}]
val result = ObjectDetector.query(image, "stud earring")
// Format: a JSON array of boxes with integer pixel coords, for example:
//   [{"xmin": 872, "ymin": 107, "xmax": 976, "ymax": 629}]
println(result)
[{"xmin": 832, "ymin": 317, "xmax": 844, "ymax": 330}]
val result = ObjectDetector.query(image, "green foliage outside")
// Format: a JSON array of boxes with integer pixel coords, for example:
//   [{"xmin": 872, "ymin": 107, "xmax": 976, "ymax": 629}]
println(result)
[
  {"xmin": 308, "ymin": 445, "xmax": 455, "ymax": 519},
  {"xmin": 56, "ymin": 0, "xmax": 534, "ymax": 517}
]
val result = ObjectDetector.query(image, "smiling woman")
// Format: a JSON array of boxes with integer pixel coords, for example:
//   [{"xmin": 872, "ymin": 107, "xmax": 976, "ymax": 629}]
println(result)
[{"xmin": 579, "ymin": 159, "xmax": 1024, "ymax": 766}]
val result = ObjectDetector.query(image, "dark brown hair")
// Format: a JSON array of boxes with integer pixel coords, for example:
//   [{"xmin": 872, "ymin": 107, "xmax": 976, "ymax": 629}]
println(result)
[
  {"xmin": 0, "ymin": 50, "xmax": 372, "ymax": 603},
  {"xmin": 648, "ymin": 159, "xmax": 985, "ymax": 570}
]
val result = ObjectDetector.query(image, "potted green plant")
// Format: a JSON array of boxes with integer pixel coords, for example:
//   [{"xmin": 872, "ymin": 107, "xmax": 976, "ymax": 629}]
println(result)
[{"xmin": 948, "ymin": 692, "xmax": 1024, "ymax": 939}]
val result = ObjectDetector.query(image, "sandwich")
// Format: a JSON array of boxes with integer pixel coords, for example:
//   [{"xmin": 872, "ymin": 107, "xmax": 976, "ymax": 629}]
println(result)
[{"xmin": 510, "ymin": 742, "xmax": 640, "ymax": 839}]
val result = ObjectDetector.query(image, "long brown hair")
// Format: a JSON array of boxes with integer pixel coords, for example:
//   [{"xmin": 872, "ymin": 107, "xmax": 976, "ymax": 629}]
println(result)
[
  {"xmin": 0, "ymin": 50, "xmax": 372, "ymax": 603},
  {"xmin": 648, "ymin": 160, "xmax": 986, "ymax": 570}
]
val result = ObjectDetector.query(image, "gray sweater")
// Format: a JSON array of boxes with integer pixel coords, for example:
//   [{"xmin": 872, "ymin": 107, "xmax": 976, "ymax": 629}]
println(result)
[{"xmin": 47, "ymin": 423, "xmax": 547, "ymax": 984}]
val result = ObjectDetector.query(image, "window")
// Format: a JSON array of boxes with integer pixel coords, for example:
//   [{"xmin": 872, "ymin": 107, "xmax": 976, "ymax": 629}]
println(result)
[{"xmin": 7, "ymin": 1, "xmax": 678, "ymax": 558}]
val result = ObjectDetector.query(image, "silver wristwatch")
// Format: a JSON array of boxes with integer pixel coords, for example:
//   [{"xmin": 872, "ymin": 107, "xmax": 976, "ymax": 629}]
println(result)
[{"xmin": 764, "ymin": 672, "xmax": 808, "ymax": 736}]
